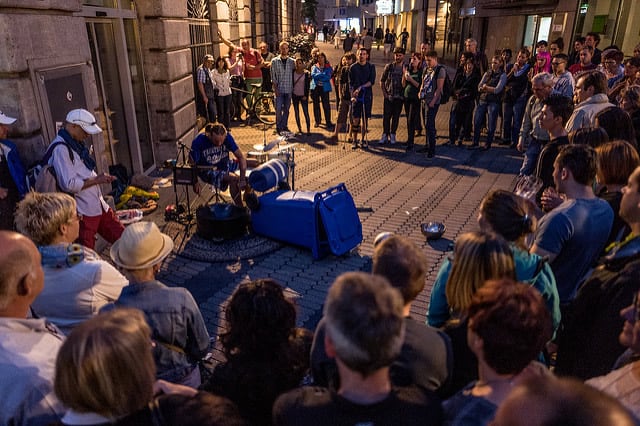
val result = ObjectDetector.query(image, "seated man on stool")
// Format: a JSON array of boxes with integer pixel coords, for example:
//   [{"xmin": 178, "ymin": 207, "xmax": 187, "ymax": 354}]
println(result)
[{"xmin": 190, "ymin": 123, "xmax": 256, "ymax": 207}]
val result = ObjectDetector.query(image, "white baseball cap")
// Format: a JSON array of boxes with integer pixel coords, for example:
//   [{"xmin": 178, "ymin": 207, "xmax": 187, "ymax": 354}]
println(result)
[
  {"xmin": 65, "ymin": 109, "xmax": 102, "ymax": 134},
  {"xmin": 0, "ymin": 111, "xmax": 17, "ymax": 125}
]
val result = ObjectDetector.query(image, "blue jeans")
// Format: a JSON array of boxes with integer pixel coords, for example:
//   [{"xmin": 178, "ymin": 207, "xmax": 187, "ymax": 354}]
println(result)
[
  {"xmin": 424, "ymin": 102, "xmax": 440, "ymax": 155},
  {"xmin": 473, "ymin": 101, "xmax": 500, "ymax": 147},
  {"xmin": 519, "ymin": 138, "xmax": 543, "ymax": 176},
  {"xmin": 503, "ymin": 96, "xmax": 526, "ymax": 143},
  {"xmin": 275, "ymin": 92, "xmax": 292, "ymax": 132}
]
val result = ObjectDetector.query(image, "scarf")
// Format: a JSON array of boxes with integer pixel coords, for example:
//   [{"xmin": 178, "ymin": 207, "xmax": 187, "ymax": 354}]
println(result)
[{"xmin": 57, "ymin": 128, "xmax": 97, "ymax": 171}]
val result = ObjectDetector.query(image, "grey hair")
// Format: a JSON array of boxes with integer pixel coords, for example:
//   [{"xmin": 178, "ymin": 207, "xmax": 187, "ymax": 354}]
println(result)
[
  {"xmin": 15, "ymin": 192, "xmax": 76, "ymax": 246},
  {"xmin": 532, "ymin": 72, "xmax": 555, "ymax": 87}
]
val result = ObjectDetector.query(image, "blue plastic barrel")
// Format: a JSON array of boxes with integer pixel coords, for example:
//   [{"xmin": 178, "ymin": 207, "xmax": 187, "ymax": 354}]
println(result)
[{"xmin": 248, "ymin": 159, "xmax": 288, "ymax": 192}]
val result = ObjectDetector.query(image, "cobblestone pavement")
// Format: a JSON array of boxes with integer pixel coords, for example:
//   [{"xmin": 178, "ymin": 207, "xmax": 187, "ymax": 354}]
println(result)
[{"xmin": 138, "ymin": 43, "xmax": 524, "ymax": 360}]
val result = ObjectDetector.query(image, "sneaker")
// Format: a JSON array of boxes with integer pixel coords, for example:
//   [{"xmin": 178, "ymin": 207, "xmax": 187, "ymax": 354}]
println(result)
[
  {"xmin": 351, "ymin": 142, "xmax": 359, "ymax": 149},
  {"xmin": 390, "ymin": 134, "xmax": 396, "ymax": 144},
  {"xmin": 378, "ymin": 134, "xmax": 388, "ymax": 144}
]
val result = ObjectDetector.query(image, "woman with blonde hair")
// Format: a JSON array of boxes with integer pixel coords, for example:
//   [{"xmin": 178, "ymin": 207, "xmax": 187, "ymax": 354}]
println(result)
[
  {"xmin": 428, "ymin": 231, "xmax": 516, "ymax": 327},
  {"xmin": 55, "ymin": 308, "xmax": 156, "ymax": 422},
  {"xmin": 15, "ymin": 192, "xmax": 127, "ymax": 334},
  {"xmin": 427, "ymin": 231, "xmax": 516, "ymax": 395},
  {"xmin": 54, "ymin": 308, "xmax": 243, "ymax": 426},
  {"xmin": 443, "ymin": 232, "xmax": 516, "ymax": 317}
]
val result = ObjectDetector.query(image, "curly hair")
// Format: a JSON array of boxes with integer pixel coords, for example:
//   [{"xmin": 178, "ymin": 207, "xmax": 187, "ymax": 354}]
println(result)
[
  {"xmin": 221, "ymin": 279, "xmax": 297, "ymax": 359},
  {"xmin": 206, "ymin": 279, "xmax": 309, "ymax": 425},
  {"xmin": 468, "ymin": 279, "xmax": 552, "ymax": 375}
]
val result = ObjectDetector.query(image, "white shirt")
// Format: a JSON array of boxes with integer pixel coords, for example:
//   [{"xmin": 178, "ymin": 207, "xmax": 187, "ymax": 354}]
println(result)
[
  {"xmin": 49, "ymin": 135, "xmax": 109, "ymax": 216},
  {"xmin": 32, "ymin": 246, "xmax": 128, "ymax": 335},
  {"xmin": 212, "ymin": 68, "xmax": 233, "ymax": 97},
  {"xmin": 0, "ymin": 317, "xmax": 65, "ymax": 425}
]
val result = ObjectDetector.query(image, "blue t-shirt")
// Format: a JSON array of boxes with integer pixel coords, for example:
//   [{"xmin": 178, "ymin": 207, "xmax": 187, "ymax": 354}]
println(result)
[
  {"xmin": 190, "ymin": 132, "xmax": 239, "ymax": 182},
  {"xmin": 534, "ymin": 197, "xmax": 613, "ymax": 303}
]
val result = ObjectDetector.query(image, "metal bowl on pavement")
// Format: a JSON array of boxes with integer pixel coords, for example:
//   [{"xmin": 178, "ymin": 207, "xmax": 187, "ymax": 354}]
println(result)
[{"xmin": 421, "ymin": 221, "xmax": 446, "ymax": 240}]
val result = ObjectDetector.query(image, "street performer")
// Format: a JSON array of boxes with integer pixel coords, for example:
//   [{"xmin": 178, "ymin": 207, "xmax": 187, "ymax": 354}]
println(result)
[{"xmin": 190, "ymin": 122, "xmax": 256, "ymax": 207}]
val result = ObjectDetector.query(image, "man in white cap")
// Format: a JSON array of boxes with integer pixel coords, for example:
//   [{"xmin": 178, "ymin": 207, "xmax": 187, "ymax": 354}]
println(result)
[
  {"xmin": 0, "ymin": 110, "xmax": 27, "ymax": 230},
  {"xmin": 48, "ymin": 108, "xmax": 124, "ymax": 249}
]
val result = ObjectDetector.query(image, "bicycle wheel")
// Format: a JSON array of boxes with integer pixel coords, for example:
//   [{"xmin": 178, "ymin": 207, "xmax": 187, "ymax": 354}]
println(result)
[{"xmin": 254, "ymin": 93, "xmax": 276, "ymax": 125}]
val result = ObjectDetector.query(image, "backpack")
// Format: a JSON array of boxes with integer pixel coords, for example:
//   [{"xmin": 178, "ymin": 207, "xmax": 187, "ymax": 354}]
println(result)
[
  {"xmin": 27, "ymin": 141, "xmax": 74, "ymax": 193},
  {"xmin": 435, "ymin": 65, "xmax": 453, "ymax": 104}
]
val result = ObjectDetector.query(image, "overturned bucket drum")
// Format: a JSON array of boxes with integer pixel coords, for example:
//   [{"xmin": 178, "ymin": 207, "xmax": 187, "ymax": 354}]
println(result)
[
  {"xmin": 248, "ymin": 158, "xmax": 288, "ymax": 192},
  {"xmin": 196, "ymin": 203, "xmax": 250, "ymax": 241}
]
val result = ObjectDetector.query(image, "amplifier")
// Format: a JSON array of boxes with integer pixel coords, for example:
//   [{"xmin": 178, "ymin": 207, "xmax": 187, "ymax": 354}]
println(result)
[{"xmin": 173, "ymin": 165, "xmax": 197, "ymax": 186}]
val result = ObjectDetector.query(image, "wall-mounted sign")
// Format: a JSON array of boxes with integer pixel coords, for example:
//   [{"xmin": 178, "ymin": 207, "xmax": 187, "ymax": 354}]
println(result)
[{"xmin": 375, "ymin": 0, "xmax": 393, "ymax": 15}]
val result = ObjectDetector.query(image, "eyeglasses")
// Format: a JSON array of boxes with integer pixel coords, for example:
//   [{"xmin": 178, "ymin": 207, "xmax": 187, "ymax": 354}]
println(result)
[{"xmin": 551, "ymin": 62, "xmax": 563, "ymax": 66}]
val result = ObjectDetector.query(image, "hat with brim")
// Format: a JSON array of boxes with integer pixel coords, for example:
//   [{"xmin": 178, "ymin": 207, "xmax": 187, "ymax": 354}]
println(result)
[
  {"xmin": 110, "ymin": 222, "xmax": 174, "ymax": 270},
  {"xmin": 0, "ymin": 111, "xmax": 17, "ymax": 125},
  {"xmin": 65, "ymin": 108, "xmax": 103, "ymax": 135}
]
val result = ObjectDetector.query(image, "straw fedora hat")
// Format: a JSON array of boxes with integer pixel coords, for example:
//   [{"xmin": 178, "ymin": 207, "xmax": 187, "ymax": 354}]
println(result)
[{"xmin": 110, "ymin": 222, "xmax": 173, "ymax": 270}]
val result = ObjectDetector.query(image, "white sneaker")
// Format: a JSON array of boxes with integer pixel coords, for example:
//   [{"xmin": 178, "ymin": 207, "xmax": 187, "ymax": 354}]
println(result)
[
  {"xmin": 390, "ymin": 134, "xmax": 396, "ymax": 144},
  {"xmin": 378, "ymin": 135, "xmax": 388, "ymax": 144}
]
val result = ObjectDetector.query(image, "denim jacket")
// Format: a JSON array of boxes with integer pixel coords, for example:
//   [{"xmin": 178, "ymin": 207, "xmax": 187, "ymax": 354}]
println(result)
[{"xmin": 102, "ymin": 280, "xmax": 210, "ymax": 383}]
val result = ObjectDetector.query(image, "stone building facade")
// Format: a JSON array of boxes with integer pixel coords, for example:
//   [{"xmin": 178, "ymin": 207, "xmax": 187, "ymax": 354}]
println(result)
[{"xmin": 0, "ymin": 0, "xmax": 300, "ymax": 176}]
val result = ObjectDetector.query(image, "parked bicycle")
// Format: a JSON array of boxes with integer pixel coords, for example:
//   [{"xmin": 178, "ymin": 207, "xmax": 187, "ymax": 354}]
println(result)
[{"xmin": 230, "ymin": 83, "xmax": 276, "ymax": 126}]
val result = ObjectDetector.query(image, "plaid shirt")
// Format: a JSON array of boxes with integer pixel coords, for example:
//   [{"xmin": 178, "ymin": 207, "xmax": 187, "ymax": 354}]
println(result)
[{"xmin": 270, "ymin": 55, "xmax": 295, "ymax": 94}]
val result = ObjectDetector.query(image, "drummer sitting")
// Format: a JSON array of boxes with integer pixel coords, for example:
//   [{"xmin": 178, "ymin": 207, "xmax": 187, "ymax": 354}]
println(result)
[{"xmin": 190, "ymin": 123, "xmax": 257, "ymax": 207}]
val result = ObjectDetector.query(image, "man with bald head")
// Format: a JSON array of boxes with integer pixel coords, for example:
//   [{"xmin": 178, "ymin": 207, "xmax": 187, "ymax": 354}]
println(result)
[{"xmin": 0, "ymin": 231, "xmax": 65, "ymax": 425}]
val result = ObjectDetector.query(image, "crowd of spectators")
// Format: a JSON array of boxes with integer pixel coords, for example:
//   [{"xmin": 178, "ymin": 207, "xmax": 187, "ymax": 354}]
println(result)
[{"xmin": 4, "ymin": 31, "xmax": 640, "ymax": 426}]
